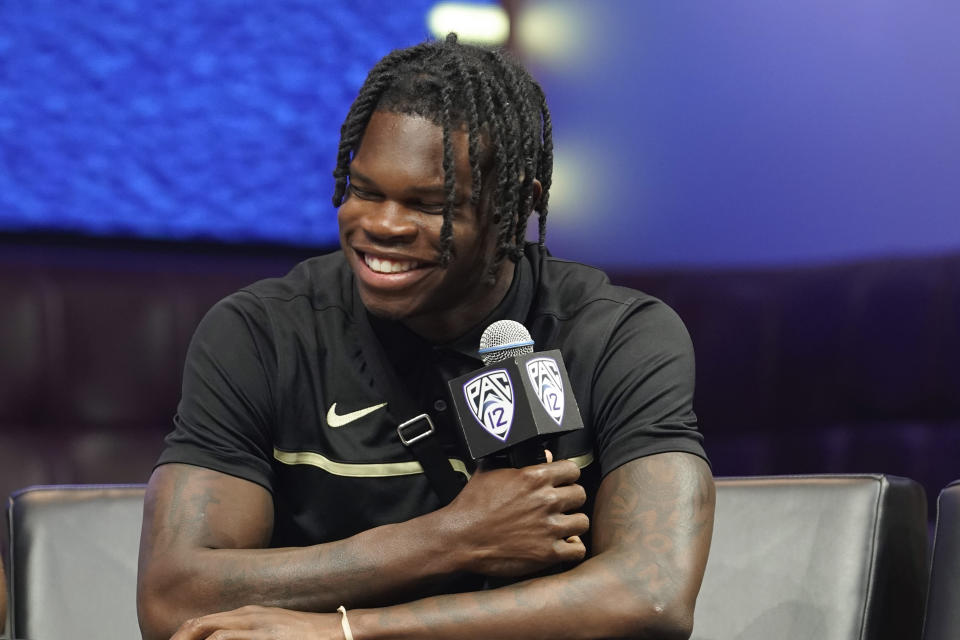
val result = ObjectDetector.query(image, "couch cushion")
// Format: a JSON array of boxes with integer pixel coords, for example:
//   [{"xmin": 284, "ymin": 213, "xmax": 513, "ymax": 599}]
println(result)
[{"xmin": 692, "ymin": 474, "xmax": 928, "ymax": 640}]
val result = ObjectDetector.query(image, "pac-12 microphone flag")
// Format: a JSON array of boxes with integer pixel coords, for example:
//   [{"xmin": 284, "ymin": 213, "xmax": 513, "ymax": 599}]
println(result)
[{"xmin": 447, "ymin": 320, "xmax": 584, "ymax": 462}]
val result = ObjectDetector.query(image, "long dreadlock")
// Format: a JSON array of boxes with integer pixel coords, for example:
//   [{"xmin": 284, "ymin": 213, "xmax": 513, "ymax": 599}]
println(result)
[{"xmin": 332, "ymin": 33, "xmax": 553, "ymax": 277}]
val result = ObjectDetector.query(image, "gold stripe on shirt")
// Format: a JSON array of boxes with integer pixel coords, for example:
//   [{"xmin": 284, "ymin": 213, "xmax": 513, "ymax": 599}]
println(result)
[
  {"xmin": 273, "ymin": 448, "xmax": 470, "ymax": 478},
  {"xmin": 273, "ymin": 448, "xmax": 594, "ymax": 479},
  {"xmin": 568, "ymin": 451, "xmax": 595, "ymax": 469}
]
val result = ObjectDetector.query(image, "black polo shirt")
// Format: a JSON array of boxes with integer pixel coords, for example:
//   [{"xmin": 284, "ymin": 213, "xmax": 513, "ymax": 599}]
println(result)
[{"xmin": 159, "ymin": 243, "xmax": 706, "ymax": 580}]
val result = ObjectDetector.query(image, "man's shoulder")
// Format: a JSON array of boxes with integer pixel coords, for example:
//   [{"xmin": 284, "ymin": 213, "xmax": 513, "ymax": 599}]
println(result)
[
  {"xmin": 234, "ymin": 250, "xmax": 353, "ymax": 312},
  {"xmin": 528, "ymin": 245, "xmax": 688, "ymax": 352},
  {"xmin": 531, "ymin": 245, "xmax": 658, "ymax": 315}
]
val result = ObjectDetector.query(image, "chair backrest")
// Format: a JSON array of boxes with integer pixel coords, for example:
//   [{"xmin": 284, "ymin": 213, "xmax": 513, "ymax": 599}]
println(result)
[
  {"xmin": 692, "ymin": 474, "xmax": 929, "ymax": 640},
  {"xmin": 922, "ymin": 479, "xmax": 960, "ymax": 640},
  {"xmin": 1, "ymin": 551, "xmax": 7, "ymax": 638},
  {"xmin": 5, "ymin": 477, "xmax": 931, "ymax": 640},
  {"xmin": 7, "ymin": 484, "xmax": 146, "ymax": 640}
]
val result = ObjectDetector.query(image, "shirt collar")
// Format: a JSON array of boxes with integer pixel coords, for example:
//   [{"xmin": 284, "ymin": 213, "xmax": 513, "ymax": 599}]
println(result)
[
  {"xmin": 368, "ymin": 252, "xmax": 536, "ymax": 364},
  {"xmin": 438, "ymin": 254, "xmax": 535, "ymax": 361}
]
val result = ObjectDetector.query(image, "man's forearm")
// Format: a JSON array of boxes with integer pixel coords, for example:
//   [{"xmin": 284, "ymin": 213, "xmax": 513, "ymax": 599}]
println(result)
[
  {"xmin": 346, "ymin": 550, "xmax": 685, "ymax": 640},
  {"xmin": 202, "ymin": 511, "xmax": 460, "ymax": 606},
  {"xmin": 140, "ymin": 507, "xmax": 463, "ymax": 639},
  {"xmin": 138, "ymin": 464, "xmax": 473, "ymax": 640}
]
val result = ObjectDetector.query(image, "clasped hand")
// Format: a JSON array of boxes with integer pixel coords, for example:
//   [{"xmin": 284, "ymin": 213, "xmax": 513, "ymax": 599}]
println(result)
[{"xmin": 441, "ymin": 451, "xmax": 590, "ymax": 577}]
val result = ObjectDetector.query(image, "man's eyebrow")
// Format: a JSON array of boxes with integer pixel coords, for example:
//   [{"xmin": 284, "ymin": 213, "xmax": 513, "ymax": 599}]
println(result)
[
  {"xmin": 349, "ymin": 169, "xmax": 451, "ymax": 197},
  {"xmin": 405, "ymin": 183, "xmax": 448, "ymax": 197},
  {"xmin": 348, "ymin": 169, "xmax": 374, "ymax": 184}
]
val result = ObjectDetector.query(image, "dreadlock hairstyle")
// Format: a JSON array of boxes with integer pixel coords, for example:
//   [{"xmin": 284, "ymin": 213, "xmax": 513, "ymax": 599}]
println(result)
[{"xmin": 332, "ymin": 33, "xmax": 554, "ymax": 277}]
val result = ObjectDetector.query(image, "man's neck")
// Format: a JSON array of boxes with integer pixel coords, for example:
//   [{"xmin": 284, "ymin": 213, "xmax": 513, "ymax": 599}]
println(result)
[{"xmin": 403, "ymin": 260, "xmax": 517, "ymax": 345}]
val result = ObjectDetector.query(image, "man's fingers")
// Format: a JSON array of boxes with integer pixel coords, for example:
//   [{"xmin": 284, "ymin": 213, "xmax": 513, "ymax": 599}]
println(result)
[
  {"xmin": 552, "ymin": 512, "xmax": 590, "ymax": 538},
  {"xmin": 170, "ymin": 615, "xmax": 214, "ymax": 640},
  {"xmin": 551, "ymin": 483, "xmax": 587, "ymax": 512},
  {"xmin": 539, "ymin": 458, "xmax": 581, "ymax": 486},
  {"xmin": 553, "ymin": 534, "xmax": 587, "ymax": 562},
  {"xmin": 171, "ymin": 607, "xmax": 261, "ymax": 640},
  {"xmin": 206, "ymin": 632, "xmax": 260, "ymax": 640},
  {"xmin": 545, "ymin": 449, "xmax": 553, "ymax": 463},
  {"xmin": 172, "ymin": 616, "xmax": 229, "ymax": 640}
]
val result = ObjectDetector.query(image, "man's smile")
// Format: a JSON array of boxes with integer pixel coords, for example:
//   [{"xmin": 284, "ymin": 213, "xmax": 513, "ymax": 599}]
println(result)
[
  {"xmin": 363, "ymin": 253, "xmax": 420, "ymax": 274},
  {"xmin": 352, "ymin": 249, "xmax": 437, "ymax": 293}
]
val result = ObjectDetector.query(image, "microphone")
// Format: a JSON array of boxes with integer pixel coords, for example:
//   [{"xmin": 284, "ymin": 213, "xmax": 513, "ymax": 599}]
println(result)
[
  {"xmin": 478, "ymin": 319, "xmax": 536, "ymax": 364},
  {"xmin": 448, "ymin": 320, "xmax": 584, "ymax": 467}
]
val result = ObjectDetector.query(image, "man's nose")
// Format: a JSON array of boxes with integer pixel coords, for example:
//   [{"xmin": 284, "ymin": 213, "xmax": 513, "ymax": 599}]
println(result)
[{"xmin": 362, "ymin": 200, "xmax": 418, "ymax": 242}]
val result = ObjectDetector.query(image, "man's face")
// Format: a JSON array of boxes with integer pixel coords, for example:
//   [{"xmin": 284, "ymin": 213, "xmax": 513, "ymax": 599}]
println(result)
[{"xmin": 338, "ymin": 110, "xmax": 513, "ymax": 341}]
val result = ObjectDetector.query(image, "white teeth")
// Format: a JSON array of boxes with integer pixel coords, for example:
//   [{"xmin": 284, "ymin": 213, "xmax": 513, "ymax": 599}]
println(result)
[{"xmin": 364, "ymin": 254, "xmax": 418, "ymax": 274}]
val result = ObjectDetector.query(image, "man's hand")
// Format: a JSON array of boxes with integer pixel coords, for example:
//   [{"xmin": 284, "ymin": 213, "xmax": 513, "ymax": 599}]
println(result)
[
  {"xmin": 440, "ymin": 452, "xmax": 589, "ymax": 577},
  {"xmin": 170, "ymin": 605, "xmax": 340, "ymax": 640}
]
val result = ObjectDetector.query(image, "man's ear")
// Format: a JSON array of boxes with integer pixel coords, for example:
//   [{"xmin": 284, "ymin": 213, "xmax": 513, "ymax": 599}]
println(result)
[{"xmin": 526, "ymin": 179, "xmax": 543, "ymax": 219}]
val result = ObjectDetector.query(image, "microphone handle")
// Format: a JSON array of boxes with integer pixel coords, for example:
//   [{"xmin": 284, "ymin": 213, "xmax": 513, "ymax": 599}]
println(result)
[
  {"xmin": 486, "ymin": 440, "xmax": 559, "ymax": 589},
  {"xmin": 507, "ymin": 438, "xmax": 547, "ymax": 468}
]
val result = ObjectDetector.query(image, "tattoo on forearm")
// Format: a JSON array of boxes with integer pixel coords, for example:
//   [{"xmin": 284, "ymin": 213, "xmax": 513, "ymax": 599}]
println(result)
[{"xmin": 162, "ymin": 473, "xmax": 223, "ymax": 550}]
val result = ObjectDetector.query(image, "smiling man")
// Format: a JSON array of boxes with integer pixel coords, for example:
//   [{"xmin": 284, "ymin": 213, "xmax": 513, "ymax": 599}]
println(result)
[
  {"xmin": 339, "ymin": 110, "xmax": 512, "ymax": 342},
  {"xmin": 137, "ymin": 34, "xmax": 714, "ymax": 640}
]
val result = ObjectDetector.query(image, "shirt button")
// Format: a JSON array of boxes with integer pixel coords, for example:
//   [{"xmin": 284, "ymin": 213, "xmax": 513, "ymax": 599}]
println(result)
[{"xmin": 433, "ymin": 399, "xmax": 448, "ymax": 412}]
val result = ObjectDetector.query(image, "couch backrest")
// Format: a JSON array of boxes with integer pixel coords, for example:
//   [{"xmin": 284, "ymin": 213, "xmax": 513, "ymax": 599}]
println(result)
[
  {"xmin": 693, "ymin": 474, "xmax": 929, "ymax": 640},
  {"xmin": 7, "ymin": 484, "xmax": 147, "ymax": 640},
  {"xmin": 922, "ymin": 479, "xmax": 960, "ymax": 640}
]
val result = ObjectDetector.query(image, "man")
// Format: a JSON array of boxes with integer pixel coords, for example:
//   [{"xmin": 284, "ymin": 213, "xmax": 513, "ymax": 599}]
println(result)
[{"xmin": 137, "ymin": 34, "xmax": 714, "ymax": 639}]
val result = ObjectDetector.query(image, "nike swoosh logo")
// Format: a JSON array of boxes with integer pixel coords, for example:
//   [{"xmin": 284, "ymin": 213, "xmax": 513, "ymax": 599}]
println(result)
[{"xmin": 326, "ymin": 402, "xmax": 388, "ymax": 428}]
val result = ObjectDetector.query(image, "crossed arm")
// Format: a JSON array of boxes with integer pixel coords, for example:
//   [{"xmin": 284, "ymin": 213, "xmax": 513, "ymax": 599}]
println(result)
[{"xmin": 137, "ymin": 451, "xmax": 714, "ymax": 640}]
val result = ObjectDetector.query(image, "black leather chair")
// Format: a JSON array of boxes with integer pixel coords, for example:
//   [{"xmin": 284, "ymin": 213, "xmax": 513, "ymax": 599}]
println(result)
[
  {"xmin": 922, "ymin": 479, "xmax": 960, "ymax": 640},
  {"xmin": 6, "ymin": 484, "xmax": 146, "ymax": 640},
  {"xmin": 1, "ymin": 552, "xmax": 7, "ymax": 638},
  {"xmin": 692, "ymin": 474, "xmax": 929, "ymax": 640}
]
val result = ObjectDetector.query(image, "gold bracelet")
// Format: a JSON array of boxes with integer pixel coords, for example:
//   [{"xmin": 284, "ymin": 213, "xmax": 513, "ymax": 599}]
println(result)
[{"xmin": 337, "ymin": 605, "xmax": 355, "ymax": 640}]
